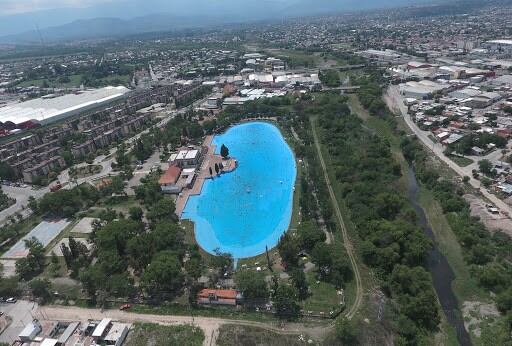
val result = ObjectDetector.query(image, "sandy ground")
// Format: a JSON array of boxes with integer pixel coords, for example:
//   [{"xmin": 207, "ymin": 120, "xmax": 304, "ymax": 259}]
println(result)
[
  {"xmin": 462, "ymin": 301, "xmax": 500, "ymax": 337},
  {"xmin": 38, "ymin": 305, "xmax": 322, "ymax": 346},
  {"xmin": 465, "ymin": 194, "xmax": 512, "ymax": 237},
  {"xmin": 0, "ymin": 259, "xmax": 16, "ymax": 278},
  {"xmin": 70, "ymin": 217, "xmax": 97, "ymax": 234}
]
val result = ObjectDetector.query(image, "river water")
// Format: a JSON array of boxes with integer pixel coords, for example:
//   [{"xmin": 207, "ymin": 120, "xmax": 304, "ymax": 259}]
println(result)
[{"xmin": 406, "ymin": 167, "xmax": 471, "ymax": 346}]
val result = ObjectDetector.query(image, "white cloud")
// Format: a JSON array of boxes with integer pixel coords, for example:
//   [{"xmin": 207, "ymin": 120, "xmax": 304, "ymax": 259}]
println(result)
[{"xmin": 0, "ymin": 0, "xmax": 118, "ymax": 15}]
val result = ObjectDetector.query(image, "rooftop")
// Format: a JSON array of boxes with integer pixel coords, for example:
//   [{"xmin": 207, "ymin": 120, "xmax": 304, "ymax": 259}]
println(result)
[
  {"xmin": 159, "ymin": 165, "xmax": 182, "ymax": 185},
  {"xmin": 0, "ymin": 86, "xmax": 130, "ymax": 125}
]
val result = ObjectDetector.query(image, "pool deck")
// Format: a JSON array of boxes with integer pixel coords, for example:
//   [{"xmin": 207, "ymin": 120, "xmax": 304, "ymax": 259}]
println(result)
[{"xmin": 176, "ymin": 135, "xmax": 237, "ymax": 217}]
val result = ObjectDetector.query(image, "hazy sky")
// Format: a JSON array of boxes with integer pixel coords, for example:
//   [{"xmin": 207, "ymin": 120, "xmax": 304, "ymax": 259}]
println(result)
[
  {"xmin": 0, "ymin": 0, "xmax": 297, "ymax": 15},
  {"xmin": 1, "ymin": 0, "xmax": 118, "ymax": 15}
]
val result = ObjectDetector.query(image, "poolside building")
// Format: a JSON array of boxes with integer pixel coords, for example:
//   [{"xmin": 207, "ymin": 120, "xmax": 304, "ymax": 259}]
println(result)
[
  {"xmin": 159, "ymin": 165, "xmax": 183, "ymax": 194},
  {"xmin": 169, "ymin": 149, "xmax": 202, "ymax": 168}
]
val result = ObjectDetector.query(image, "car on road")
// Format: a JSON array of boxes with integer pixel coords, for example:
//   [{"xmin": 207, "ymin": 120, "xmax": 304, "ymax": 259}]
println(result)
[
  {"xmin": 119, "ymin": 304, "xmax": 132, "ymax": 311},
  {"xmin": 6, "ymin": 297, "xmax": 17, "ymax": 303}
]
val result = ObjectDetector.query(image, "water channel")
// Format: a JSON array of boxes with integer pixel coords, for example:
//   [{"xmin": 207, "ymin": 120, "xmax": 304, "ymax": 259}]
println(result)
[{"xmin": 406, "ymin": 167, "xmax": 471, "ymax": 346}]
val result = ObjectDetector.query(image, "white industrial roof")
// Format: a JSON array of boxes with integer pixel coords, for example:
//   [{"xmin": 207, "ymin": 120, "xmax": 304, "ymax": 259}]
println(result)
[
  {"xmin": 92, "ymin": 318, "xmax": 112, "ymax": 337},
  {"xmin": 19, "ymin": 321, "xmax": 39, "ymax": 338},
  {"xmin": 488, "ymin": 39, "xmax": 512, "ymax": 45},
  {"xmin": 0, "ymin": 86, "xmax": 129, "ymax": 125},
  {"xmin": 104, "ymin": 322, "xmax": 129, "ymax": 342},
  {"xmin": 40, "ymin": 338, "xmax": 59, "ymax": 346}
]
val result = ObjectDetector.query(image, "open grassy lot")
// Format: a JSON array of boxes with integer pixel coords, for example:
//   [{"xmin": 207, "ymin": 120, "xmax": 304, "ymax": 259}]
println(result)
[
  {"xmin": 125, "ymin": 323, "xmax": 204, "ymax": 346},
  {"xmin": 447, "ymin": 155, "xmax": 474, "ymax": 167},
  {"xmin": 216, "ymin": 324, "xmax": 312, "ymax": 346},
  {"xmin": 16, "ymin": 73, "xmax": 130, "ymax": 88},
  {"xmin": 303, "ymin": 271, "xmax": 341, "ymax": 314},
  {"xmin": 17, "ymin": 74, "xmax": 83, "ymax": 88}
]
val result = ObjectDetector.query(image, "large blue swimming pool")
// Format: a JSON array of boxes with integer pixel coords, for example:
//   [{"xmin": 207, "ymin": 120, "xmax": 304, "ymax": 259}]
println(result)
[{"xmin": 181, "ymin": 121, "xmax": 297, "ymax": 258}]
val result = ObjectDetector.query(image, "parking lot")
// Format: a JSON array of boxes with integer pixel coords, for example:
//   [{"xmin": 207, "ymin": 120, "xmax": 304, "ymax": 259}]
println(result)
[{"xmin": 0, "ymin": 300, "xmax": 39, "ymax": 344}]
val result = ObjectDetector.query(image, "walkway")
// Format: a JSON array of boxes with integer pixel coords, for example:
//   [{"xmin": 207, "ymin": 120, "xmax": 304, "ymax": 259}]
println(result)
[
  {"xmin": 310, "ymin": 117, "xmax": 363, "ymax": 320},
  {"xmin": 175, "ymin": 135, "xmax": 237, "ymax": 217}
]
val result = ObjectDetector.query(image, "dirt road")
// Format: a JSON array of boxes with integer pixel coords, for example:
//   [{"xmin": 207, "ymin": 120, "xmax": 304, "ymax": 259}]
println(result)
[
  {"xmin": 38, "ymin": 305, "xmax": 326, "ymax": 346},
  {"xmin": 310, "ymin": 117, "xmax": 363, "ymax": 320}
]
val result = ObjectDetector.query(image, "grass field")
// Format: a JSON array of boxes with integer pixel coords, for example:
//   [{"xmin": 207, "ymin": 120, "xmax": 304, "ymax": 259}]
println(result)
[
  {"xmin": 303, "ymin": 271, "xmax": 341, "ymax": 314},
  {"xmin": 17, "ymin": 74, "xmax": 83, "ymax": 88},
  {"xmin": 16, "ymin": 73, "xmax": 130, "ymax": 88},
  {"xmin": 447, "ymin": 155, "xmax": 474, "ymax": 168},
  {"xmin": 216, "ymin": 324, "xmax": 310, "ymax": 346},
  {"xmin": 125, "ymin": 323, "xmax": 204, "ymax": 346}
]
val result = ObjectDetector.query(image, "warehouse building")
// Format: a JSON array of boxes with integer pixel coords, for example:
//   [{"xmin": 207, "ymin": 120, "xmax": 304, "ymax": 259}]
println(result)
[{"xmin": 0, "ymin": 86, "xmax": 130, "ymax": 127}]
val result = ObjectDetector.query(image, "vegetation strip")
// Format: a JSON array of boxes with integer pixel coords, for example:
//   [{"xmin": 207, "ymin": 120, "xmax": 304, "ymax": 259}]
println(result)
[{"xmin": 310, "ymin": 116, "xmax": 363, "ymax": 320}]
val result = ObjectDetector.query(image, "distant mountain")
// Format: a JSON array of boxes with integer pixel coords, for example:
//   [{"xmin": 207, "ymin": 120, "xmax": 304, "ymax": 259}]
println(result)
[
  {"xmin": 0, "ymin": 0, "xmax": 499, "ymax": 44},
  {"xmin": 0, "ymin": 15, "xmax": 232, "ymax": 44}
]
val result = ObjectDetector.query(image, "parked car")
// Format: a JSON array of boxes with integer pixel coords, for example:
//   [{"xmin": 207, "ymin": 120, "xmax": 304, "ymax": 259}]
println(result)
[
  {"xmin": 119, "ymin": 304, "xmax": 132, "ymax": 311},
  {"xmin": 6, "ymin": 297, "xmax": 17, "ymax": 303},
  {"xmin": 50, "ymin": 183, "xmax": 62, "ymax": 192}
]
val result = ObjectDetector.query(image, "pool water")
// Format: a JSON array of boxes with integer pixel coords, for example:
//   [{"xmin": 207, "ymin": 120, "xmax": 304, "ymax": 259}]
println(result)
[{"xmin": 181, "ymin": 121, "xmax": 297, "ymax": 258}]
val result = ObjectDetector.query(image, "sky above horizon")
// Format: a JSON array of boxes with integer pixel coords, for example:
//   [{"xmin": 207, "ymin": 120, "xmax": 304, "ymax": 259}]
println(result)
[{"xmin": 1, "ymin": 0, "xmax": 296, "ymax": 15}]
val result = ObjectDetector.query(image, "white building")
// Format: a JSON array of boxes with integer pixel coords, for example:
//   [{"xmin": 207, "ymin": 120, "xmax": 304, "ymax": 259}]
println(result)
[
  {"xmin": 0, "ymin": 86, "xmax": 130, "ymax": 126},
  {"xmin": 103, "ymin": 322, "xmax": 130, "ymax": 346},
  {"xmin": 485, "ymin": 39, "xmax": 512, "ymax": 54},
  {"xmin": 19, "ymin": 320, "xmax": 42, "ymax": 342},
  {"xmin": 92, "ymin": 318, "xmax": 112, "ymax": 340},
  {"xmin": 170, "ymin": 149, "xmax": 201, "ymax": 168}
]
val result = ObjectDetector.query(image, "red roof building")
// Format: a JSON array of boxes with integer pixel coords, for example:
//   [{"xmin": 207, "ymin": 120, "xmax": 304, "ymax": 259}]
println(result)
[
  {"xmin": 159, "ymin": 165, "xmax": 182, "ymax": 185},
  {"xmin": 197, "ymin": 289, "xmax": 239, "ymax": 306},
  {"xmin": 158, "ymin": 165, "xmax": 182, "ymax": 194}
]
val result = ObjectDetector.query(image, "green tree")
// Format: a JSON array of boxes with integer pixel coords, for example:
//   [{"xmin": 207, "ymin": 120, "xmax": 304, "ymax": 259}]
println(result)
[
  {"xmin": 297, "ymin": 221, "xmax": 325, "ymax": 251},
  {"xmin": 235, "ymin": 270, "xmax": 268, "ymax": 302},
  {"xmin": 220, "ymin": 144, "xmax": 229, "ymax": 158},
  {"xmin": 16, "ymin": 238, "xmax": 46, "ymax": 280},
  {"xmin": 29, "ymin": 279, "xmax": 52, "ymax": 304},
  {"xmin": 335, "ymin": 318, "xmax": 358, "ymax": 345},
  {"xmin": 142, "ymin": 251, "xmax": 184, "ymax": 296},
  {"xmin": 277, "ymin": 233, "xmax": 300, "ymax": 268},
  {"xmin": 273, "ymin": 283, "xmax": 300, "ymax": 320},
  {"xmin": 290, "ymin": 269, "xmax": 309, "ymax": 300},
  {"xmin": 129, "ymin": 206, "xmax": 144, "ymax": 221},
  {"xmin": 28, "ymin": 196, "xmax": 39, "ymax": 214},
  {"xmin": 147, "ymin": 198, "xmax": 176, "ymax": 222},
  {"xmin": 0, "ymin": 277, "xmax": 19, "ymax": 297},
  {"xmin": 479, "ymin": 159, "xmax": 493, "ymax": 175}
]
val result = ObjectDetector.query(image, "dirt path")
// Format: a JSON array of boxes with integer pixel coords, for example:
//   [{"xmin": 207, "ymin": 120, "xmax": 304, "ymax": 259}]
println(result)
[
  {"xmin": 38, "ymin": 305, "xmax": 326, "ymax": 346},
  {"xmin": 310, "ymin": 117, "xmax": 363, "ymax": 320}
]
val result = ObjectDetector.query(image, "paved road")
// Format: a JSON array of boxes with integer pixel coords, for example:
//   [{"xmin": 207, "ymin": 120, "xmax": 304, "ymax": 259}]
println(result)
[
  {"xmin": 310, "ymin": 117, "xmax": 363, "ymax": 320},
  {"xmin": 385, "ymin": 85, "xmax": 512, "ymax": 217}
]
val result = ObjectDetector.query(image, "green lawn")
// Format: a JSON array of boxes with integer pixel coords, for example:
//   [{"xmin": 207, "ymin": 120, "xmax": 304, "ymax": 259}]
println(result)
[
  {"xmin": 17, "ymin": 74, "xmax": 83, "ymax": 88},
  {"xmin": 16, "ymin": 73, "xmax": 130, "ymax": 88},
  {"xmin": 447, "ymin": 155, "xmax": 474, "ymax": 168},
  {"xmin": 303, "ymin": 271, "xmax": 341, "ymax": 314},
  {"xmin": 125, "ymin": 323, "xmax": 204, "ymax": 346}
]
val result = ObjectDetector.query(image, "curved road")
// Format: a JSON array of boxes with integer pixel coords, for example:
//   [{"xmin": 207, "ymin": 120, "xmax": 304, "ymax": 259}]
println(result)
[{"xmin": 310, "ymin": 117, "xmax": 363, "ymax": 320}]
